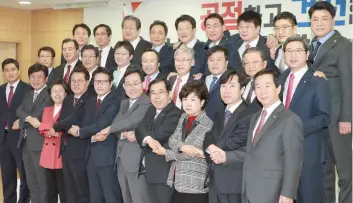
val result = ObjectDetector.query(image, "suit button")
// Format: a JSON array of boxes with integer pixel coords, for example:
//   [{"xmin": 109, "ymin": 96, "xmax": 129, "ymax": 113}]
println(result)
[
  {"xmin": 53, "ymin": 143, "xmax": 55, "ymax": 146},
  {"xmin": 45, "ymin": 143, "xmax": 48, "ymax": 145}
]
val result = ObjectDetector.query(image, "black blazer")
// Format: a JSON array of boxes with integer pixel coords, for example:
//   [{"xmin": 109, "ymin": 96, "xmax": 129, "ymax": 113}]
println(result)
[
  {"xmin": 47, "ymin": 68, "xmax": 58, "ymax": 86},
  {"xmin": 167, "ymin": 73, "xmax": 196, "ymax": 88},
  {"xmin": 54, "ymin": 60, "xmax": 83, "ymax": 93},
  {"xmin": 86, "ymin": 79, "xmax": 97, "ymax": 97},
  {"xmin": 79, "ymin": 92, "xmax": 120, "ymax": 167},
  {"xmin": 203, "ymin": 102, "xmax": 255, "ymax": 194},
  {"xmin": 0, "ymin": 81, "xmax": 31, "ymax": 145},
  {"xmin": 135, "ymin": 102, "xmax": 182, "ymax": 183},
  {"xmin": 131, "ymin": 37, "xmax": 152, "ymax": 67},
  {"xmin": 231, "ymin": 35, "xmax": 279, "ymax": 75},
  {"xmin": 159, "ymin": 43, "xmax": 175, "ymax": 74},
  {"xmin": 53, "ymin": 93, "xmax": 92, "ymax": 160},
  {"xmin": 104, "ymin": 47, "xmax": 117, "ymax": 73},
  {"xmin": 192, "ymin": 40, "xmax": 207, "ymax": 75}
]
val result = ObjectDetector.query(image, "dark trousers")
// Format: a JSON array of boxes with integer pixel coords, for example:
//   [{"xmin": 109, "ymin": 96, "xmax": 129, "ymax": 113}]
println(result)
[
  {"xmin": 86, "ymin": 156, "xmax": 123, "ymax": 203},
  {"xmin": 322, "ymin": 104, "xmax": 352, "ymax": 203},
  {"xmin": 172, "ymin": 189, "xmax": 208, "ymax": 203},
  {"xmin": 209, "ymin": 182, "xmax": 241, "ymax": 203},
  {"xmin": 147, "ymin": 183, "xmax": 174, "ymax": 203},
  {"xmin": 0, "ymin": 131, "xmax": 30, "ymax": 203},
  {"xmin": 62, "ymin": 157, "xmax": 90, "ymax": 203},
  {"xmin": 22, "ymin": 141, "xmax": 48, "ymax": 203},
  {"xmin": 46, "ymin": 168, "xmax": 67, "ymax": 203}
]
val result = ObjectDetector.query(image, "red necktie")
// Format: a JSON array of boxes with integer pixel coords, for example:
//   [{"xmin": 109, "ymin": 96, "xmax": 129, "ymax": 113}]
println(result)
[
  {"xmin": 252, "ymin": 110, "xmax": 267, "ymax": 144},
  {"xmin": 96, "ymin": 99, "xmax": 101, "ymax": 110},
  {"xmin": 172, "ymin": 78, "xmax": 182, "ymax": 104},
  {"xmin": 64, "ymin": 65, "xmax": 72, "ymax": 84},
  {"xmin": 8, "ymin": 86, "xmax": 14, "ymax": 108},
  {"xmin": 285, "ymin": 73, "xmax": 295, "ymax": 108},
  {"xmin": 74, "ymin": 97, "xmax": 79, "ymax": 107},
  {"xmin": 144, "ymin": 76, "xmax": 151, "ymax": 93}
]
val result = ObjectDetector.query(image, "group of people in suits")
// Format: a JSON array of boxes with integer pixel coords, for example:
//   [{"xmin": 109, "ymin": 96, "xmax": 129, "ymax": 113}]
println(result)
[{"xmin": 0, "ymin": 1, "xmax": 351, "ymax": 203}]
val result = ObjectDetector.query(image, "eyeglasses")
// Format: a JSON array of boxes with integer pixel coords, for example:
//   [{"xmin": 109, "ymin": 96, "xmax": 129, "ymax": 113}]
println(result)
[
  {"xmin": 82, "ymin": 55, "xmax": 97, "ymax": 60},
  {"xmin": 124, "ymin": 81, "xmax": 142, "ymax": 88},
  {"xmin": 71, "ymin": 79, "xmax": 86, "ymax": 84},
  {"xmin": 150, "ymin": 90, "xmax": 168, "ymax": 97},
  {"xmin": 285, "ymin": 49, "xmax": 306, "ymax": 55},
  {"xmin": 94, "ymin": 80, "xmax": 110, "ymax": 85},
  {"xmin": 243, "ymin": 61, "xmax": 263, "ymax": 66},
  {"xmin": 273, "ymin": 25, "xmax": 293, "ymax": 31},
  {"xmin": 175, "ymin": 58, "xmax": 192, "ymax": 64}
]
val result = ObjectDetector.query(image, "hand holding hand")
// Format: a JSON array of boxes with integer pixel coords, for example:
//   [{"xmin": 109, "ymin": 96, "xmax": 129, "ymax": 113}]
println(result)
[{"xmin": 12, "ymin": 119, "xmax": 20, "ymax": 130}]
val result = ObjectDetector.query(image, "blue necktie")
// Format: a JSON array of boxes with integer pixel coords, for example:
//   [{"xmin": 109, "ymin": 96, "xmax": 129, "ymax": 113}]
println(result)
[
  {"xmin": 209, "ymin": 76, "xmax": 218, "ymax": 91},
  {"xmin": 224, "ymin": 110, "xmax": 232, "ymax": 126}
]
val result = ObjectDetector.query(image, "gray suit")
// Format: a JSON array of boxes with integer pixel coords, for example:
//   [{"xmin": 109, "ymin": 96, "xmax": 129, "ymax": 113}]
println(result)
[
  {"xmin": 242, "ymin": 104, "xmax": 304, "ymax": 203},
  {"xmin": 16, "ymin": 87, "xmax": 51, "ymax": 203},
  {"xmin": 111, "ymin": 94, "xmax": 152, "ymax": 203},
  {"xmin": 309, "ymin": 30, "xmax": 352, "ymax": 203}
]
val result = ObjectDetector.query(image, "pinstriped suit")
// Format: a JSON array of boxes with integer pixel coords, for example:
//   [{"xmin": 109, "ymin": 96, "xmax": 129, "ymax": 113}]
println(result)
[{"xmin": 165, "ymin": 111, "xmax": 213, "ymax": 195}]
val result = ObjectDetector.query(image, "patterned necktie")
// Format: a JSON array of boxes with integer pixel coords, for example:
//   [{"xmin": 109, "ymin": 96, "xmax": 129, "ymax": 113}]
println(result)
[
  {"xmin": 74, "ymin": 97, "xmax": 79, "ymax": 107},
  {"xmin": 8, "ymin": 86, "xmax": 14, "ymax": 108},
  {"xmin": 245, "ymin": 81, "xmax": 254, "ymax": 104},
  {"xmin": 252, "ymin": 110, "xmax": 267, "ymax": 144},
  {"xmin": 144, "ymin": 76, "xmax": 151, "ymax": 92},
  {"xmin": 33, "ymin": 92, "xmax": 39, "ymax": 102},
  {"xmin": 98, "ymin": 50, "xmax": 103, "ymax": 66},
  {"xmin": 96, "ymin": 99, "xmax": 101, "ymax": 110},
  {"xmin": 285, "ymin": 73, "xmax": 295, "ymax": 108},
  {"xmin": 172, "ymin": 77, "xmax": 182, "ymax": 104},
  {"xmin": 224, "ymin": 110, "xmax": 232, "ymax": 126},
  {"xmin": 312, "ymin": 41, "xmax": 322, "ymax": 60},
  {"xmin": 209, "ymin": 76, "xmax": 218, "ymax": 91},
  {"xmin": 64, "ymin": 65, "xmax": 71, "ymax": 84}
]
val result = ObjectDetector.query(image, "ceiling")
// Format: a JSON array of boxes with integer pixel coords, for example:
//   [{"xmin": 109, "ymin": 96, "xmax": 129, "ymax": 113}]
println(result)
[{"xmin": 0, "ymin": 0, "xmax": 113, "ymax": 10}]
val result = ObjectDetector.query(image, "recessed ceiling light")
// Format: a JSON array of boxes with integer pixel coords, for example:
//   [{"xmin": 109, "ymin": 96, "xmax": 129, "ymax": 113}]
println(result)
[{"xmin": 19, "ymin": 1, "xmax": 31, "ymax": 5}]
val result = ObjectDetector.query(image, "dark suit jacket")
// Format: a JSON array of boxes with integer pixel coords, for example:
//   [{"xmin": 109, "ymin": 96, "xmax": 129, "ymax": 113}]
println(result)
[
  {"xmin": 54, "ymin": 60, "xmax": 83, "ymax": 93},
  {"xmin": 86, "ymin": 79, "xmax": 97, "ymax": 97},
  {"xmin": 79, "ymin": 92, "xmax": 120, "ymax": 167},
  {"xmin": 47, "ymin": 68, "xmax": 57, "ymax": 86},
  {"xmin": 204, "ymin": 102, "xmax": 255, "ymax": 194},
  {"xmin": 131, "ymin": 37, "xmax": 152, "ymax": 67},
  {"xmin": 243, "ymin": 79, "xmax": 263, "ymax": 111},
  {"xmin": 16, "ymin": 87, "xmax": 51, "ymax": 150},
  {"xmin": 135, "ymin": 102, "xmax": 182, "ymax": 184},
  {"xmin": 201, "ymin": 74, "xmax": 226, "ymax": 120},
  {"xmin": 104, "ymin": 47, "xmax": 117, "ymax": 73},
  {"xmin": 280, "ymin": 68, "xmax": 331, "ymax": 163},
  {"xmin": 111, "ymin": 65, "xmax": 138, "ymax": 101},
  {"xmin": 192, "ymin": 40, "xmax": 207, "ymax": 75},
  {"xmin": 158, "ymin": 43, "xmax": 175, "ymax": 74},
  {"xmin": 0, "ymin": 81, "xmax": 31, "ymax": 145},
  {"xmin": 242, "ymin": 104, "xmax": 304, "ymax": 203},
  {"xmin": 231, "ymin": 35, "xmax": 279, "ymax": 75},
  {"xmin": 167, "ymin": 73, "xmax": 196, "ymax": 88},
  {"xmin": 308, "ymin": 30, "xmax": 352, "ymax": 123},
  {"xmin": 53, "ymin": 93, "xmax": 92, "ymax": 160}
]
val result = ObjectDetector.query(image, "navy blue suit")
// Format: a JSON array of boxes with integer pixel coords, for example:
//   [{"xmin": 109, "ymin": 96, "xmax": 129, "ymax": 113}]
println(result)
[
  {"xmin": 0, "ymin": 81, "xmax": 31, "ymax": 203},
  {"xmin": 202, "ymin": 74, "xmax": 226, "ymax": 121},
  {"xmin": 79, "ymin": 92, "xmax": 123, "ymax": 203},
  {"xmin": 280, "ymin": 68, "xmax": 331, "ymax": 203},
  {"xmin": 158, "ymin": 43, "xmax": 175, "ymax": 74}
]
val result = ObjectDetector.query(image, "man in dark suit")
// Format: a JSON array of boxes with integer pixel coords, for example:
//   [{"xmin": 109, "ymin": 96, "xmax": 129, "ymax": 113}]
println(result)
[
  {"xmin": 135, "ymin": 79, "xmax": 182, "ymax": 203},
  {"xmin": 149, "ymin": 20, "xmax": 174, "ymax": 74},
  {"xmin": 203, "ymin": 70, "xmax": 256, "ymax": 203},
  {"xmin": 168, "ymin": 45, "xmax": 199, "ymax": 109},
  {"xmin": 98, "ymin": 68, "xmax": 152, "ymax": 203},
  {"xmin": 61, "ymin": 23, "xmax": 91, "ymax": 63},
  {"xmin": 241, "ymin": 47, "xmax": 267, "ymax": 110},
  {"xmin": 94, "ymin": 24, "xmax": 116, "ymax": 72},
  {"xmin": 38, "ymin": 46, "xmax": 57, "ymax": 86},
  {"xmin": 231, "ymin": 11, "xmax": 278, "ymax": 74},
  {"xmin": 122, "ymin": 15, "xmax": 152, "ymax": 66},
  {"xmin": 69, "ymin": 67, "xmax": 122, "ymax": 203},
  {"xmin": 55, "ymin": 38, "xmax": 83, "ymax": 86},
  {"xmin": 141, "ymin": 49, "xmax": 169, "ymax": 93},
  {"xmin": 242, "ymin": 69, "xmax": 304, "ymax": 203},
  {"xmin": 81, "ymin": 44, "xmax": 99, "ymax": 96},
  {"xmin": 16, "ymin": 64, "xmax": 52, "ymax": 203},
  {"xmin": 175, "ymin": 14, "xmax": 207, "ymax": 75},
  {"xmin": 50, "ymin": 68, "xmax": 92, "ymax": 203},
  {"xmin": 202, "ymin": 46, "xmax": 229, "ymax": 120},
  {"xmin": 271, "ymin": 12, "xmax": 298, "ymax": 73},
  {"xmin": 307, "ymin": 2, "xmax": 352, "ymax": 203},
  {"xmin": 280, "ymin": 36, "xmax": 331, "ymax": 203},
  {"xmin": 0, "ymin": 59, "xmax": 30, "ymax": 203}
]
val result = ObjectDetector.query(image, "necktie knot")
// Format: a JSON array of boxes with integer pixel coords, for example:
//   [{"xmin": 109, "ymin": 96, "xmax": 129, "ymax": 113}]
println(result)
[
  {"xmin": 74, "ymin": 97, "xmax": 79, "ymax": 106},
  {"xmin": 10, "ymin": 86, "xmax": 14, "ymax": 90},
  {"xmin": 245, "ymin": 43, "xmax": 250, "ymax": 49},
  {"xmin": 64, "ymin": 65, "xmax": 72, "ymax": 84},
  {"xmin": 177, "ymin": 77, "xmax": 182, "ymax": 83},
  {"xmin": 261, "ymin": 110, "xmax": 267, "ymax": 118},
  {"xmin": 33, "ymin": 92, "xmax": 39, "ymax": 102},
  {"xmin": 96, "ymin": 98, "xmax": 102, "ymax": 110},
  {"xmin": 210, "ymin": 76, "xmax": 218, "ymax": 91}
]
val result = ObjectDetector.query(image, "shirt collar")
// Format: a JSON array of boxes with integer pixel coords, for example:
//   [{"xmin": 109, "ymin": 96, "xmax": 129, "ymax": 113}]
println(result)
[
  {"xmin": 262, "ymin": 100, "xmax": 281, "ymax": 115},
  {"xmin": 186, "ymin": 39, "xmax": 198, "ymax": 48},
  {"xmin": 34, "ymin": 85, "xmax": 47, "ymax": 95},
  {"xmin": 317, "ymin": 30, "xmax": 335, "ymax": 44},
  {"xmin": 98, "ymin": 90, "xmax": 111, "ymax": 102},
  {"xmin": 67, "ymin": 59, "xmax": 78, "ymax": 67},
  {"xmin": 145, "ymin": 71, "xmax": 160, "ymax": 81},
  {"xmin": 226, "ymin": 100, "xmax": 243, "ymax": 113},
  {"xmin": 178, "ymin": 72, "xmax": 190, "ymax": 82},
  {"xmin": 289, "ymin": 65, "xmax": 308, "ymax": 79},
  {"xmin": 209, "ymin": 38, "xmax": 222, "ymax": 48},
  {"xmin": 153, "ymin": 43, "xmax": 165, "ymax": 52},
  {"xmin": 117, "ymin": 64, "xmax": 130, "ymax": 71},
  {"xmin": 130, "ymin": 37, "xmax": 141, "ymax": 49},
  {"xmin": 7, "ymin": 79, "xmax": 20, "ymax": 89},
  {"xmin": 99, "ymin": 45, "xmax": 111, "ymax": 53},
  {"xmin": 243, "ymin": 35, "xmax": 260, "ymax": 48}
]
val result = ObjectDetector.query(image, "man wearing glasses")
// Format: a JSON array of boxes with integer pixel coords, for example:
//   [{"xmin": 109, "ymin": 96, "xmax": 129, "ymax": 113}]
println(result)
[
  {"xmin": 271, "ymin": 12, "xmax": 298, "ymax": 73},
  {"xmin": 81, "ymin": 44, "xmax": 99, "ymax": 96},
  {"xmin": 38, "ymin": 46, "xmax": 57, "ymax": 86}
]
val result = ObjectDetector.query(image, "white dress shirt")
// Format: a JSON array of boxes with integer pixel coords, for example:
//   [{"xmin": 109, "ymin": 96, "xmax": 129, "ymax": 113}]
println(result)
[
  {"xmin": 99, "ymin": 45, "xmax": 112, "ymax": 67},
  {"xmin": 63, "ymin": 59, "xmax": 79, "ymax": 79},
  {"xmin": 186, "ymin": 39, "xmax": 198, "ymax": 49},
  {"xmin": 153, "ymin": 43, "xmax": 165, "ymax": 53},
  {"xmin": 209, "ymin": 39, "xmax": 221, "ymax": 48},
  {"xmin": 6, "ymin": 79, "xmax": 20, "ymax": 102},
  {"xmin": 282, "ymin": 66, "xmax": 308, "ymax": 105},
  {"xmin": 53, "ymin": 105, "xmax": 62, "ymax": 117},
  {"xmin": 171, "ymin": 72, "xmax": 190, "ymax": 109},
  {"xmin": 242, "ymin": 79, "xmax": 256, "ymax": 103},
  {"xmin": 130, "ymin": 37, "xmax": 141, "ymax": 50},
  {"xmin": 275, "ymin": 46, "xmax": 289, "ymax": 71},
  {"xmin": 48, "ymin": 67, "xmax": 54, "ymax": 75},
  {"xmin": 226, "ymin": 100, "xmax": 243, "ymax": 113},
  {"xmin": 252, "ymin": 100, "xmax": 282, "ymax": 138},
  {"xmin": 238, "ymin": 36, "xmax": 260, "ymax": 59},
  {"xmin": 205, "ymin": 74, "xmax": 222, "ymax": 91}
]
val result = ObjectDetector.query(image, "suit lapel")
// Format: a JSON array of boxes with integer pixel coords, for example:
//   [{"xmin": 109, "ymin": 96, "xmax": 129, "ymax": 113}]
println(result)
[
  {"xmin": 94, "ymin": 93, "xmax": 112, "ymax": 121},
  {"xmin": 314, "ymin": 31, "xmax": 339, "ymax": 66},
  {"xmin": 252, "ymin": 105, "xmax": 284, "ymax": 148},
  {"xmin": 289, "ymin": 70, "xmax": 312, "ymax": 109},
  {"xmin": 221, "ymin": 102, "xmax": 246, "ymax": 138},
  {"xmin": 31, "ymin": 87, "xmax": 47, "ymax": 110}
]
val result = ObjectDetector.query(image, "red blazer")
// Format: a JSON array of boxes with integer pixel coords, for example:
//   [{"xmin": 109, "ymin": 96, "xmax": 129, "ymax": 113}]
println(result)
[{"xmin": 39, "ymin": 106, "xmax": 63, "ymax": 169}]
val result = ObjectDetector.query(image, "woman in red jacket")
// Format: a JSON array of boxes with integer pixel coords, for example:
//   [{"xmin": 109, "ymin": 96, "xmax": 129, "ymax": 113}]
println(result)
[{"xmin": 39, "ymin": 80, "xmax": 68, "ymax": 203}]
